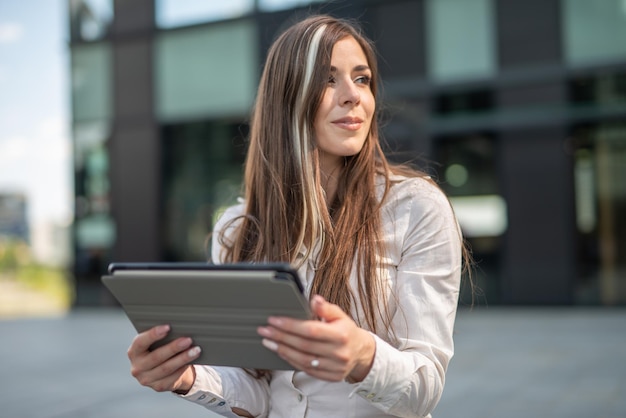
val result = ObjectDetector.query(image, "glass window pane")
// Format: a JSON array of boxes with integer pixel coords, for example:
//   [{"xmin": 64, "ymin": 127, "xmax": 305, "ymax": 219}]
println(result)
[
  {"xmin": 69, "ymin": 0, "xmax": 113, "ymax": 41},
  {"xmin": 563, "ymin": 0, "xmax": 626, "ymax": 66},
  {"xmin": 73, "ymin": 120, "xmax": 110, "ymax": 170},
  {"xmin": 156, "ymin": 0, "xmax": 254, "ymax": 28},
  {"xmin": 435, "ymin": 133, "xmax": 503, "ymax": 304},
  {"xmin": 72, "ymin": 120, "xmax": 115, "ymax": 256},
  {"xmin": 155, "ymin": 21, "xmax": 257, "ymax": 121},
  {"xmin": 435, "ymin": 89, "xmax": 494, "ymax": 116},
  {"xmin": 425, "ymin": 0, "xmax": 496, "ymax": 82},
  {"xmin": 73, "ymin": 120, "xmax": 113, "ymax": 229},
  {"xmin": 572, "ymin": 123, "xmax": 626, "ymax": 305},
  {"xmin": 258, "ymin": 0, "xmax": 326, "ymax": 12},
  {"xmin": 161, "ymin": 120, "xmax": 247, "ymax": 261},
  {"xmin": 71, "ymin": 43, "xmax": 112, "ymax": 122},
  {"xmin": 570, "ymin": 71, "xmax": 626, "ymax": 106}
]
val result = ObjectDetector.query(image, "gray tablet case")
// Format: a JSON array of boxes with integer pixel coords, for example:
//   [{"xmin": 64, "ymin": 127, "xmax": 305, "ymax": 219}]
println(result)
[{"xmin": 102, "ymin": 263, "xmax": 311, "ymax": 370}]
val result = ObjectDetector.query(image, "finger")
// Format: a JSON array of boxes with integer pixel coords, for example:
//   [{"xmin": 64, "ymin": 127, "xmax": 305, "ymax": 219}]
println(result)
[
  {"xmin": 310, "ymin": 295, "xmax": 347, "ymax": 323},
  {"xmin": 265, "ymin": 314, "xmax": 335, "ymax": 343},
  {"xmin": 149, "ymin": 337, "xmax": 194, "ymax": 365},
  {"xmin": 259, "ymin": 325, "xmax": 321, "ymax": 356},
  {"xmin": 259, "ymin": 323, "xmax": 350, "ymax": 374},
  {"xmin": 128, "ymin": 325, "xmax": 170, "ymax": 359},
  {"xmin": 131, "ymin": 338, "xmax": 199, "ymax": 380},
  {"xmin": 299, "ymin": 356, "xmax": 348, "ymax": 382},
  {"xmin": 264, "ymin": 297, "xmax": 348, "ymax": 343},
  {"xmin": 136, "ymin": 348, "xmax": 201, "ymax": 391},
  {"xmin": 133, "ymin": 336, "xmax": 198, "ymax": 378},
  {"xmin": 262, "ymin": 337, "xmax": 341, "ymax": 373},
  {"xmin": 262, "ymin": 338, "xmax": 354, "ymax": 383}
]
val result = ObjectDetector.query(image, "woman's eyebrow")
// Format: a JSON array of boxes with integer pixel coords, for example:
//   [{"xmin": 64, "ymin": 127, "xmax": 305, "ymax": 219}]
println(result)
[{"xmin": 329, "ymin": 65, "xmax": 371, "ymax": 72}]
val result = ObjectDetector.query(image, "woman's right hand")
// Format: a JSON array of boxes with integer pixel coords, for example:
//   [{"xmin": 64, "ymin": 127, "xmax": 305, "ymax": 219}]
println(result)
[{"xmin": 127, "ymin": 324, "xmax": 202, "ymax": 394}]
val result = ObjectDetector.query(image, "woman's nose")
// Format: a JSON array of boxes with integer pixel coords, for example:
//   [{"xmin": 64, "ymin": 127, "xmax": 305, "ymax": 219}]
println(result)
[{"xmin": 339, "ymin": 82, "xmax": 360, "ymax": 106}]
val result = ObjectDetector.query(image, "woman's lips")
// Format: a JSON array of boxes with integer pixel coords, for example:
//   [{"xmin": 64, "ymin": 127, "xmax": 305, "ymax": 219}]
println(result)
[{"xmin": 332, "ymin": 117, "xmax": 364, "ymax": 131}]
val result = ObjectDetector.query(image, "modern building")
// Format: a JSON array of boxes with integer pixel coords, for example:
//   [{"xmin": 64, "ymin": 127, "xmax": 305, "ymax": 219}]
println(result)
[
  {"xmin": 0, "ymin": 193, "xmax": 29, "ymax": 243},
  {"xmin": 68, "ymin": 0, "xmax": 626, "ymax": 306}
]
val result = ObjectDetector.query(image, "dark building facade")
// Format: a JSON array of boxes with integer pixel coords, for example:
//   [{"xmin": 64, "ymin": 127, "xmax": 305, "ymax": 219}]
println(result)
[
  {"xmin": 68, "ymin": 0, "xmax": 626, "ymax": 306},
  {"xmin": 0, "ymin": 193, "xmax": 29, "ymax": 242}
]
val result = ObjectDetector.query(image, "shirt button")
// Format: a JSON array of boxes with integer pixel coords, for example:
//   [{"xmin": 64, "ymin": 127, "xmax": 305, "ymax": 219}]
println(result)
[
  {"xmin": 297, "ymin": 394, "xmax": 304, "ymax": 402},
  {"xmin": 198, "ymin": 394, "xmax": 206, "ymax": 400},
  {"xmin": 218, "ymin": 401, "xmax": 226, "ymax": 407}
]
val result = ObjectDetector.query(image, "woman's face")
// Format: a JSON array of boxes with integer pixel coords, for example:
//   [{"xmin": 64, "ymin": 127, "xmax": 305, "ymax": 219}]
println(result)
[{"xmin": 313, "ymin": 36, "xmax": 375, "ymax": 173}]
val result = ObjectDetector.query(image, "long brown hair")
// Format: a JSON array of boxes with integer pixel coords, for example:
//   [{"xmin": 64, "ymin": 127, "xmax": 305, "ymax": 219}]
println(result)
[{"xmin": 217, "ymin": 15, "xmax": 435, "ymax": 333}]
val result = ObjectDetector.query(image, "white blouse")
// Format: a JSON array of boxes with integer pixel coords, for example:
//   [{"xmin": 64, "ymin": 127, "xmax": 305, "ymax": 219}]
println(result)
[{"xmin": 177, "ymin": 175, "xmax": 462, "ymax": 418}]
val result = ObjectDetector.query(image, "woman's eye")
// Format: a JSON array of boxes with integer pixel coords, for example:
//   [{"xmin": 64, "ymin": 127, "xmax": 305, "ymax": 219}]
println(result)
[{"xmin": 355, "ymin": 75, "xmax": 371, "ymax": 85}]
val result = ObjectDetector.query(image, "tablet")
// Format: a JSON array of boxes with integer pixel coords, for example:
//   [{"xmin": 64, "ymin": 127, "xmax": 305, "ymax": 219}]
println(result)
[{"xmin": 102, "ymin": 262, "xmax": 311, "ymax": 370}]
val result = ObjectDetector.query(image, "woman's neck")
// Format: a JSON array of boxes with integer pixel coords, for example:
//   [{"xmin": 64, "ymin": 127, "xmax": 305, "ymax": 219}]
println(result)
[{"xmin": 320, "ymin": 158, "xmax": 344, "ymax": 206}]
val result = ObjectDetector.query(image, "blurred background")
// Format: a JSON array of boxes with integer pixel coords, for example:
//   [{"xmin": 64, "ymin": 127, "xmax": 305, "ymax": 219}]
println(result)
[
  {"xmin": 1, "ymin": 2, "xmax": 625, "ymax": 417},
  {"xmin": 1, "ymin": 0, "xmax": 626, "ymax": 318}
]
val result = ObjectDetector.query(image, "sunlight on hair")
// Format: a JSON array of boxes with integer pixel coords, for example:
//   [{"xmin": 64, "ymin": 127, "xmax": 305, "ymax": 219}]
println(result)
[
  {"xmin": 290, "ymin": 23, "xmax": 327, "ymax": 261},
  {"xmin": 292, "ymin": 23, "xmax": 327, "ymax": 170}
]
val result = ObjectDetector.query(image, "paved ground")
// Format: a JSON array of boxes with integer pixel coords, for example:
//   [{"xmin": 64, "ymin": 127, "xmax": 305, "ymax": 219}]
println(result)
[
  {"xmin": 0, "ymin": 279, "xmax": 67, "ymax": 318},
  {"xmin": 0, "ymin": 306, "xmax": 624, "ymax": 418}
]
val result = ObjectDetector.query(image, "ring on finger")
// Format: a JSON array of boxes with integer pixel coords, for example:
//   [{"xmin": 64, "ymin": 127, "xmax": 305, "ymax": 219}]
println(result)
[{"xmin": 310, "ymin": 358, "xmax": 320, "ymax": 368}]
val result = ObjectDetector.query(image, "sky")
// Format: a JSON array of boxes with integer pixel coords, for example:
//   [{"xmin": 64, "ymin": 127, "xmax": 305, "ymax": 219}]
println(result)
[{"xmin": 0, "ymin": 0, "xmax": 72, "ymax": 226}]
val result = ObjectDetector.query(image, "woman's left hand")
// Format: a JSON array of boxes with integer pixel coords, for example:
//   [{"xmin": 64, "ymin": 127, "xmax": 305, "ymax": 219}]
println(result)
[{"xmin": 257, "ymin": 295, "xmax": 375, "ymax": 382}]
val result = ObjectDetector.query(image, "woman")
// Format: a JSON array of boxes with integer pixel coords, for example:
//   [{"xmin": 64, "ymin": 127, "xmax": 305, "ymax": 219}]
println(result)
[{"xmin": 127, "ymin": 15, "xmax": 465, "ymax": 418}]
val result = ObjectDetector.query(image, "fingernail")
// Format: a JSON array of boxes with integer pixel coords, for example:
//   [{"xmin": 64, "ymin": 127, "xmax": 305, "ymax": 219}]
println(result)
[
  {"xmin": 178, "ymin": 338, "xmax": 192, "ymax": 349},
  {"xmin": 262, "ymin": 338, "xmax": 278, "ymax": 352},
  {"xmin": 188, "ymin": 346, "xmax": 201, "ymax": 358},
  {"xmin": 156, "ymin": 325, "xmax": 170, "ymax": 337},
  {"xmin": 312, "ymin": 295, "xmax": 324, "ymax": 305},
  {"xmin": 268, "ymin": 317, "xmax": 283, "ymax": 327},
  {"xmin": 257, "ymin": 326, "xmax": 271, "ymax": 337}
]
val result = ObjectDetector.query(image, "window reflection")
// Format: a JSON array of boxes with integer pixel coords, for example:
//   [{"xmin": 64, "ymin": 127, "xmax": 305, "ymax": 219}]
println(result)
[
  {"xmin": 425, "ymin": 0, "xmax": 496, "ymax": 82},
  {"xmin": 155, "ymin": 0, "xmax": 327, "ymax": 26},
  {"xmin": 435, "ymin": 89, "xmax": 494, "ymax": 116},
  {"xmin": 71, "ymin": 43, "xmax": 112, "ymax": 122},
  {"xmin": 69, "ymin": 0, "xmax": 113, "ymax": 41},
  {"xmin": 161, "ymin": 120, "xmax": 247, "ymax": 261},
  {"xmin": 156, "ymin": 0, "xmax": 254, "ymax": 28},
  {"xmin": 155, "ymin": 21, "xmax": 257, "ymax": 121},
  {"xmin": 258, "ymin": 0, "xmax": 326, "ymax": 12},
  {"xmin": 563, "ymin": 0, "xmax": 626, "ymax": 66},
  {"xmin": 572, "ymin": 123, "xmax": 626, "ymax": 305},
  {"xmin": 570, "ymin": 71, "xmax": 626, "ymax": 106},
  {"xmin": 435, "ymin": 133, "xmax": 502, "ymax": 305},
  {"xmin": 73, "ymin": 121, "xmax": 113, "ymax": 245},
  {"xmin": 72, "ymin": 120, "xmax": 115, "ymax": 304},
  {"xmin": 449, "ymin": 195, "xmax": 507, "ymax": 237}
]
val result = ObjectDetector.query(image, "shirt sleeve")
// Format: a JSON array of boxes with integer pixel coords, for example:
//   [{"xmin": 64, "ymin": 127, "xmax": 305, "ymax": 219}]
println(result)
[
  {"xmin": 210, "ymin": 203, "xmax": 245, "ymax": 264},
  {"xmin": 350, "ymin": 177, "xmax": 463, "ymax": 417},
  {"xmin": 176, "ymin": 365, "xmax": 271, "ymax": 417},
  {"xmin": 176, "ymin": 203, "xmax": 272, "ymax": 417}
]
